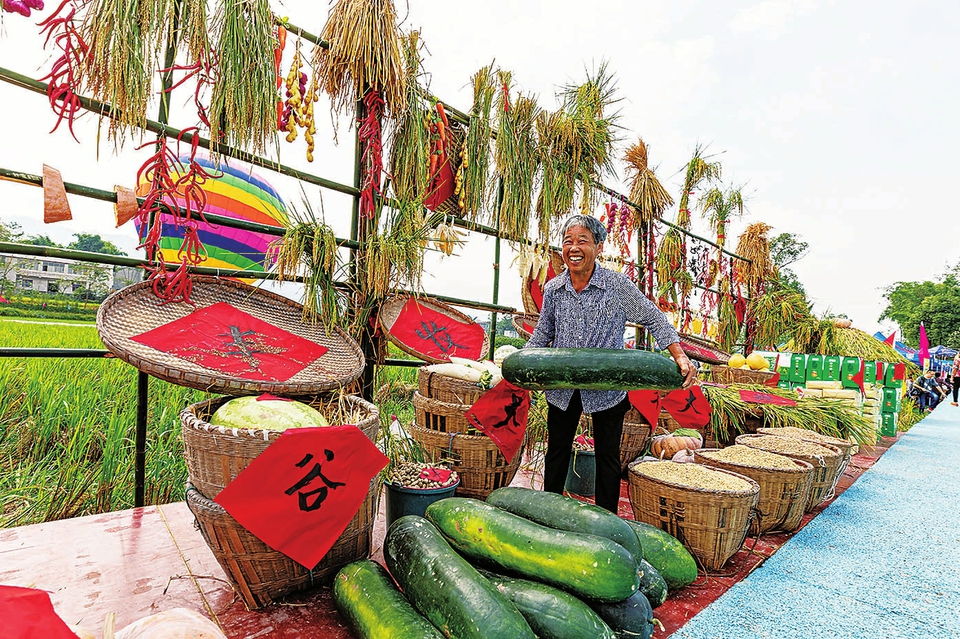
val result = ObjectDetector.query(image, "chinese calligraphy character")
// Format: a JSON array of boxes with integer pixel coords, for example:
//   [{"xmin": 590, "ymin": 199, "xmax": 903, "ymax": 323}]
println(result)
[
  {"xmin": 415, "ymin": 320, "xmax": 467, "ymax": 354},
  {"xmin": 490, "ymin": 393, "xmax": 525, "ymax": 429},
  {"xmin": 285, "ymin": 450, "xmax": 346, "ymax": 512},
  {"xmin": 677, "ymin": 389, "xmax": 701, "ymax": 414}
]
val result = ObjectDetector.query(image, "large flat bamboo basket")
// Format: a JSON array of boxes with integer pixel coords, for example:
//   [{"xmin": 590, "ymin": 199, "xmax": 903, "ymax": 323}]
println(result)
[
  {"xmin": 735, "ymin": 434, "xmax": 844, "ymax": 512},
  {"xmin": 579, "ymin": 407, "xmax": 652, "ymax": 471},
  {"xmin": 628, "ymin": 461, "xmax": 759, "ymax": 570},
  {"xmin": 378, "ymin": 295, "xmax": 488, "ymax": 364},
  {"xmin": 757, "ymin": 427, "xmax": 856, "ymax": 461},
  {"xmin": 408, "ymin": 422, "xmax": 524, "ymax": 500},
  {"xmin": 521, "ymin": 252, "xmax": 564, "ymax": 315},
  {"xmin": 694, "ymin": 449, "xmax": 814, "ymax": 534},
  {"xmin": 678, "ymin": 333, "xmax": 732, "ymax": 365},
  {"xmin": 417, "ymin": 368, "xmax": 487, "ymax": 406},
  {"xmin": 512, "ymin": 313, "xmax": 539, "ymax": 340},
  {"xmin": 181, "ymin": 394, "xmax": 379, "ymax": 499},
  {"xmin": 97, "ymin": 276, "xmax": 365, "ymax": 395},
  {"xmin": 186, "ymin": 479, "xmax": 378, "ymax": 610}
]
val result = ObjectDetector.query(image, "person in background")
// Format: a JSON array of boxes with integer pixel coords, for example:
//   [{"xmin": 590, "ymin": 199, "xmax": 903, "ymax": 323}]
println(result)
[
  {"xmin": 950, "ymin": 354, "xmax": 960, "ymax": 407},
  {"xmin": 916, "ymin": 370, "xmax": 945, "ymax": 412},
  {"xmin": 525, "ymin": 214, "xmax": 697, "ymax": 513}
]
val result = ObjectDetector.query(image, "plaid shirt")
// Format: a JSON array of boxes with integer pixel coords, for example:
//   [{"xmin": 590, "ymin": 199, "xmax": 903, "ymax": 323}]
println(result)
[{"xmin": 525, "ymin": 265, "xmax": 680, "ymax": 413}]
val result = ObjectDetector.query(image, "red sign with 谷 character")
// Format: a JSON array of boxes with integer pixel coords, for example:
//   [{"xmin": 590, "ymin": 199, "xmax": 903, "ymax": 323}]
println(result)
[
  {"xmin": 465, "ymin": 379, "xmax": 530, "ymax": 460},
  {"xmin": 214, "ymin": 426, "xmax": 388, "ymax": 569},
  {"xmin": 131, "ymin": 301, "xmax": 328, "ymax": 383},
  {"xmin": 387, "ymin": 297, "xmax": 486, "ymax": 361}
]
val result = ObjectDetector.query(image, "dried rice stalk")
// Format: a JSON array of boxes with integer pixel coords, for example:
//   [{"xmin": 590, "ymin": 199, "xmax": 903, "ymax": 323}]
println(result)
[
  {"xmin": 699, "ymin": 186, "xmax": 745, "ymax": 250},
  {"xmin": 316, "ymin": 0, "xmax": 406, "ymax": 116},
  {"xmin": 676, "ymin": 145, "xmax": 721, "ymax": 229},
  {"xmin": 624, "ymin": 139, "xmax": 674, "ymax": 226},
  {"xmin": 457, "ymin": 63, "xmax": 497, "ymax": 222},
  {"xmin": 495, "ymin": 73, "xmax": 540, "ymax": 241},
  {"xmin": 634, "ymin": 461, "xmax": 754, "ymax": 493},
  {"xmin": 389, "ymin": 31, "xmax": 431, "ymax": 203},
  {"xmin": 734, "ymin": 222, "xmax": 778, "ymax": 295}
]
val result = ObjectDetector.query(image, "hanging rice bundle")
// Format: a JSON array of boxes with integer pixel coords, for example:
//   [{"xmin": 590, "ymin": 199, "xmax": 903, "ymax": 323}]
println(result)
[
  {"xmin": 535, "ymin": 109, "xmax": 577, "ymax": 239},
  {"xmin": 208, "ymin": 0, "xmax": 277, "ymax": 154},
  {"xmin": 655, "ymin": 228, "xmax": 684, "ymax": 307},
  {"xmin": 389, "ymin": 31, "xmax": 431, "ymax": 203},
  {"xmin": 174, "ymin": 0, "xmax": 210, "ymax": 62},
  {"xmin": 80, "ymin": 0, "xmax": 173, "ymax": 143},
  {"xmin": 457, "ymin": 63, "xmax": 497, "ymax": 222},
  {"xmin": 716, "ymin": 276, "xmax": 742, "ymax": 352},
  {"xmin": 699, "ymin": 187, "xmax": 745, "ymax": 250},
  {"xmin": 495, "ymin": 72, "xmax": 541, "ymax": 241},
  {"xmin": 624, "ymin": 139, "xmax": 674, "ymax": 226},
  {"xmin": 748, "ymin": 287, "xmax": 812, "ymax": 350},
  {"xmin": 315, "ymin": 0, "xmax": 406, "ymax": 116},
  {"xmin": 676, "ymin": 145, "xmax": 721, "ymax": 229},
  {"xmin": 733, "ymin": 222, "xmax": 778, "ymax": 295}
]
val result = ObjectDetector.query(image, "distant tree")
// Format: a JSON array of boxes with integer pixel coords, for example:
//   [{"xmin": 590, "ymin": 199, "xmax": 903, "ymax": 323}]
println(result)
[
  {"xmin": 69, "ymin": 262, "xmax": 112, "ymax": 302},
  {"xmin": 67, "ymin": 233, "xmax": 127, "ymax": 256},
  {"xmin": 768, "ymin": 232, "xmax": 809, "ymax": 296},
  {"xmin": 880, "ymin": 263, "xmax": 960, "ymax": 347},
  {"xmin": 0, "ymin": 219, "xmax": 24, "ymax": 242},
  {"xmin": 23, "ymin": 234, "xmax": 60, "ymax": 247}
]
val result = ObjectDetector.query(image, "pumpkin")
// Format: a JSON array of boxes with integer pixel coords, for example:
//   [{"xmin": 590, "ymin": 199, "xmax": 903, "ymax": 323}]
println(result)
[{"xmin": 650, "ymin": 431, "xmax": 703, "ymax": 459}]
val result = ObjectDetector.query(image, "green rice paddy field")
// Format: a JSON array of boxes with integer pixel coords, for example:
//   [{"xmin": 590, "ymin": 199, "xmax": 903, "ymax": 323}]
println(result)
[{"xmin": 0, "ymin": 319, "xmax": 418, "ymax": 527}]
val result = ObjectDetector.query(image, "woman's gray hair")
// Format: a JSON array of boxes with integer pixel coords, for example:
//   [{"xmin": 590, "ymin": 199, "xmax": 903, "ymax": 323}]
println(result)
[{"xmin": 560, "ymin": 214, "xmax": 607, "ymax": 244}]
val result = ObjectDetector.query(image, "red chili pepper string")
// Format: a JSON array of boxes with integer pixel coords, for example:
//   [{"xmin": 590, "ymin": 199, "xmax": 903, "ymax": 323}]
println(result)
[
  {"xmin": 358, "ymin": 90, "xmax": 385, "ymax": 220},
  {"xmin": 158, "ymin": 49, "xmax": 218, "ymax": 128},
  {"xmin": 38, "ymin": 0, "xmax": 87, "ymax": 142}
]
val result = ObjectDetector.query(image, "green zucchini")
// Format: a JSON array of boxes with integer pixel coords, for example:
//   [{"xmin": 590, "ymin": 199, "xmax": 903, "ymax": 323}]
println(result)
[
  {"xmin": 486, "ymin": 487, "xmax": 644, "ymax": 562},
  {"xmin": 501, "ymin": 347, "xmax": 684, "ymax": 391},
  {"xmin": 425, "ymin": 497, "xmax": 639, "ymax": 603},
  {"xmin": 637, "ymin": 558, "xmax": 668, "ymax": 608},
  {"xmin": 625, "ymin": 519, "xmax": 698, "ymax": 590},
  {"xmin": 589, "ymin": 590, "xmax": 655, "ymax": 639},
  {"xmin": 332, "ymin": 560, "xmax": 444, "ymax": 639},
  {"xmin": 383, "ymin": 515, "xmax": 535, "ymax": 639},
  {"xmin": 478, "ymin": 569, "xmax": 617, "ymax": 639}
]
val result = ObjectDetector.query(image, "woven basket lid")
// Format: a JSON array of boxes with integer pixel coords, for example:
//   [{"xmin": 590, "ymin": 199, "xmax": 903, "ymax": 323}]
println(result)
[
  {"xmin": 512, "ymin": 313, "xmax": 539, "ymax": 340},
  {"xmin": 378, "ymin": 294, "xmax": 489, "ymax": 364},
  {"xmin": 678, "ymin": 332, "xmax": 732, "ymax": 365},
  {"xmin": 521, "ymin": 250, "xmax": 564, "ymax": 314},
  {"xmin": 96, "ymin": 276, "xmax": 365, "ymax": 395}
]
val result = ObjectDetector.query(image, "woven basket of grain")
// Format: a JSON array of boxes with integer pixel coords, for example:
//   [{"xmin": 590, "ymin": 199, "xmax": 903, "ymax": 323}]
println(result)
[
  {"xmin": 694, "ymin": 446, "xmax": 814, "ymax": 534},
  {"xmin": 181, "ymin": 394, "xmax": 380, "ymax": 499},
  {"xmin": 580, "ymin": 407, "xmax": 652, "ymax": 471},
  {"xmin": 627, "ymin": 460, "xmax": 759, "ymax": 570},
  {"xmin": 709, "ymin": 365, "xmax": 775, "ymax": 385},
  {"xmin": 185, "ymin": 477, "xmax": 379, "ymax": 610},
  {"xmin": 735, "ymin": 434, "xmax": 844, "ymax": 512},
  {"xmin": 756, "ymin": 427, "xmax": 856, "ymax": 461}
]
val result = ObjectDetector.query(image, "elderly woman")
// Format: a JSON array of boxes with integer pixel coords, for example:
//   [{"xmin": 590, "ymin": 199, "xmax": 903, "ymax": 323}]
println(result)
[{"xmin": 525, "ymin": 214, "xmax": 696, "ymax": 512}]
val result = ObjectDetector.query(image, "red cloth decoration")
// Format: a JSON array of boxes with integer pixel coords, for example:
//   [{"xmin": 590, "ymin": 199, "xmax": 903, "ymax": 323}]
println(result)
[
  {"xmin": 875, "ymin": 362, "xmax": 885, "ymax": 383},
  {"xmin": 465, "ymin": 379, "xmax": 530, "ymax": 461},
  {"xmin": 894, "ymin": 362, "xmax": 906, "ymax": 381},
  {"xmin": 0, "ymin": 585, "xmax": 79, "ymax": 639},
  {"xmin": 764, "ymin": 370, "xmax": 781, "ymax": 387},
  {"xmin": 257, "ymin": 393, "xmax": 292, "ymax": 402},
  {"xmin": 388, "ymin": 297, "xmax": 486, "ymax": 361},
  {"xmin": 131, "ymin": 302, "xmax": 329, "ymax": 383},
  {"xmin": 851, "ymin": 359, "xmax": 866, "ymax": 395},
  {"xmin": 883, "ymin": 332, "xmax": 896, "ymax": 346},
  {"xmin": 420, "ymin": 467, "xmax": 452, "ymax": 483},
  {"xmin": 423, "ymin": 154, "xmax": 455, "ymax": 211},
  {"xmin": 522, "ymin": 320, "xmax": 536, "ymax": 335},
  {"xmin": 738, "ymin": 389, "xmax": 797, "ymax": 406},
  {"xmin": 628, "ymin": 390, "xmax": 662, "ymax": 429},
  {"xmin": 215, "ymin": 426, "xmax": 387, "ymax": 569},
  {"xmin": 661, "ymin": 386, "xmax": 711, "ymax": 429}
]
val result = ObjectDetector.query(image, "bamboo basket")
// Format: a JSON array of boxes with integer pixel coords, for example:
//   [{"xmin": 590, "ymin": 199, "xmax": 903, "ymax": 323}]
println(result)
[
  {"xmin": 512, "ymin": 313, "xmax": 539, "ymax": 340},
  {"xmin": 185, "ymin": 479, "xmax": 379, "ymax": 610},
  {"xmin": 521, "ymin": 251, "xmax": 564, "ymax": 314},
  {"xmin": 694, "ymin": 448, "xmax": 814, "ymax": 533},
  {"xmin": 627, "ymin": 461, "xmax": 759, "ymax": 570},
  {"xmin": 408, "ymin": 422, "xmax": 524, "ymax": 499},
  {"xmin": 417, "ymin": 368, "xmax": 487, "ymax": 406},
  {"xmin": 580, "ymin": 407, "xmax": 652, "ymax": 471},
  {"xmin": 181, "ymin": 395, "xmax": 380, "ymax": 499},
  {"xmin": 757, "ymin": 427, "xmax": 856, "ymax": 461},
  {"xmin": 412, "ymin": 391, "xmax": 479, "ymax": 434},
  {"xmin": 378, "ymin": 295, "xmax": 489, "ymax": 364},
  {"xmin": 709, "ymin": 365, "xmax": 775, "ymax": 385},
  {"xmin": 735, "ymin": 434, "xmax": 844, "ymax": 512}
]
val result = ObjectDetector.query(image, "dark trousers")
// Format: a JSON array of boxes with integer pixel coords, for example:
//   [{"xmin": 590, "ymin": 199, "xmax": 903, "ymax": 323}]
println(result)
[
  {"xmin": 544, "ymin": 391, "xmax": 630, "ymax": 513},
  {"xmin": 953, "ymin": 377, "xmax": 960, "ymax": 402}
]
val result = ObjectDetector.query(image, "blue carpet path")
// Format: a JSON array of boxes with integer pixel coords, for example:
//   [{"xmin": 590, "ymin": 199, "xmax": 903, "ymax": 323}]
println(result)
[{"xmin": 672, "ymin": 403, "xmax": 960, "ymax": 639}]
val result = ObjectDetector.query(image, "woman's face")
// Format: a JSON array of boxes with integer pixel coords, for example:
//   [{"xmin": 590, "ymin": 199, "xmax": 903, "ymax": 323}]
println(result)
[{"xmin": 562, "ymin": 224, "xmax": 602, "ymax": 279}]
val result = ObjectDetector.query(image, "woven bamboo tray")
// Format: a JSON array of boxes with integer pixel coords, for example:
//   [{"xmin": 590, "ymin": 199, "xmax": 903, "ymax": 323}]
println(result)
[
  {"xmin": 521, "ymin": 251, "xmax": 564, "ymax": 314},
  {"xmin": 709, "ymin": 365, "xmax": 776, "ymax": 385},
  {"xmin": 185, "ymin": 479, "xmax": 378, "ymax": 610},
  {"xmin": 628, "ymin": 461, "xmax": 759, "ymax": 570},
  {"xmin": 378, "ymin": 295, "xmax": 489, "ymax": 364},
  {"xmin": 678, "ymin": 333, "xmax": 732, "ymax": 365},
  {"xmin": 413, "ymin": 390, "xmax": 482, "ymax": 434},
  {"xmin": 579, "ymin": 407, "xmax": 652, "ymax": 471},
  {"xmin": 96, "ymin": 277, "xmax": 365, "ymax": 395},
  {"xmin": 694, "ymin": 449, "xmax": 814, "ymax": 534},
  {"xmin": 512, "ymin": 313, "xmax": 539, "ymax": 340},
  {"xmin": 735, "ymin": 434, "xmax": 844, "ymax": 512},
  {"xmin": 408, "ymin": 422, "xmax": 524, "ymax": 500},
  {"xmin": 181, "ymin": 394, "xmax": 379, "ymax": 499},
  {"xmin": 417, "ymin": 368, "xmax": 487, "ymax": 406}
]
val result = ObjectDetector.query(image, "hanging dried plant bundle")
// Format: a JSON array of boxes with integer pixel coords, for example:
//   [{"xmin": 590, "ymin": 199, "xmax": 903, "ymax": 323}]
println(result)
[
  {"xmin": 495, "ymin": 72, "xmax": 541, "ymax": 241},
  {"xmin": 316, "ymin": 0, "xmax": 406, "ymax": 116},
  {"xmin": 457, "ymin": 63, "xmax": 497, "ymax": 222},
  {"xmin": 624, "ymin": 139, "xmax": 673, "ymax": 227},
  {"xmin": 208, "ymin": 0, "xmax": 277, "ymax": 154},
  {"xmin": 174, "ymin": 0, "xmax": 210, "ymax": 62},
  {"xmin": 655, "ymin": 228, "xmax": 683, "ymax": 306},
  {"xmin": 748, "ymin": 287, "xmax": 812, "ymax": 349},
  {"xmin": 535, "ymin": 109, "xmax": 576, "ymax": 240},
  {"xmin": 699, "ymin": 186, "xmax": 745, "ymax": 250},
  {"xmin": 733, "ymin": 222, "xmax": 777, "ymax": 294},
  {"xmin": 716, "ymin": 276, "xmax": 741, "ymax": 351},
  {"xmin": 80, "ymin": 0, "xmax": 173, "ymax": 142},
  {"xmin": 676, "ymin": 145, "xmax": 721, "ymax": 229},
  {"xmin": 389, "ymin": 31, "xmax": 431, "ymax": 204}
]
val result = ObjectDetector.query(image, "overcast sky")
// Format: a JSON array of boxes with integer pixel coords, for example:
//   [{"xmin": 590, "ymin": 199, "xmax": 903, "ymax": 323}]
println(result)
[{"xmin": 1, "ymin": 0, "xmax": 958, "ymax": 339}]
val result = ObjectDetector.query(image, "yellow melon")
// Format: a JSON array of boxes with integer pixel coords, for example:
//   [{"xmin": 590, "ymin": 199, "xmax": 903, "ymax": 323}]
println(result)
[
  {"xmin": 746, "ymin": 352, "xmax": 769, "ymax": 370},
  {"xmin": 728, "ymin": 353, "xmax": 746, "ymax": 368}
]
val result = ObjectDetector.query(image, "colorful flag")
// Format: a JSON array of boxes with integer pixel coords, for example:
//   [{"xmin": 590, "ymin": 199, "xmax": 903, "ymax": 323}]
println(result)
[
  {"xmin": 628, "ymin": 390, "xmax": 662, "ymax": 429},
  {"xmin": 883, "ymin": 331, "xmax": 896, "ymax": 347},
  {"xmin": 919, "ymin": 322, "xmax": 930, "ymax": 371}
]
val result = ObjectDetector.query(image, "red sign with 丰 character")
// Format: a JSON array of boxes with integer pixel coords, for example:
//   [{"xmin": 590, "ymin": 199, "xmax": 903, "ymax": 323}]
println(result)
[
  {"xmin": 214, "ymin": 426, "xmax": 388, "ymax": 569},
  {"xmin": 388, "ymin": 297, "xmax": 486, "ymax": 361},
  {"xmin": 131, "ymin": 301, "xmax": 329, "ymax": 383}
]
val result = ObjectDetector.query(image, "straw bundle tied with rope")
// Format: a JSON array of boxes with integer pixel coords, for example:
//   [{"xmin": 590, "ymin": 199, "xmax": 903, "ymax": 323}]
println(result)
[
  {"xmin": 624, "ymin": 139, "xmax": 674, "ymax": 226},
  {"xmin": 316, "ymin": 0, "xmax": 406, "ymax": 116},
  {"xmin": 734, "ymin": 222, "xmax": 777, "ymax": 294}
]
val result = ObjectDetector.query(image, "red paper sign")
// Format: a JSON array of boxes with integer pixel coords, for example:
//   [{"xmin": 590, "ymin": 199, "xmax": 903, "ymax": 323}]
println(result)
[
  {"xmin": 0, "ymin": 586, "xmax": 79, "ymax": 639},
  {"xmin": 894, "ymin": 362, "xmax": 906, "ymax": 381},
  {"xmin": 628, "ymin": 389, "xmax": 662, "ymax": 429},
  {"xmin": 851, "ymin": 359, "xmax": 866, "ymax": 395},
  {"xmin": 215, "ymin": 426, "xmax": 388, "ymax": 569},
  {"xmin": 131, "ymin": 302, "xmax": 329, "ymax": 383},
  {"xmin": 764, "ymin": 370, "xmax": 781, "ymax": 387},
  {"xmin": 423, "ymin": 154, "xmax": 455, "ymax": 211},
  {"xmin": 875, "ymin": 362, "xmax": 885, "ymax": 383},
  {"xmin": 661, "ymin": 386, "xmax": 711, "ymax": 429},
  {"xmin": 465, "ymin": 379, "xmax": 530, "ymax": 461},
  {"xmin": 738, "ymin": 389, "xmax": 797, "ymax": 406},
  {"xmin": 388, "ymin": 297, "xmax": 486, "ymax": 361}
]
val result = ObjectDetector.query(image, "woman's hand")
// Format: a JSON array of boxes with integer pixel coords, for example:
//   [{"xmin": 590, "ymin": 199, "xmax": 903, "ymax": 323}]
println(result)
[{"xmin": 667, "ymin": 343, "xmax": 698, "ymax": 388}]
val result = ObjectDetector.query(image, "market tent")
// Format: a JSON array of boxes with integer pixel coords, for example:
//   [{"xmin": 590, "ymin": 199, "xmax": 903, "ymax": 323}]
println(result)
[
  {"xmin": 873, "ymin": 332, "xmax": 919, "ymax": 363},
  {"xmin": 929, "ymin": 345, "xmax": 958, "ymax": 358}
]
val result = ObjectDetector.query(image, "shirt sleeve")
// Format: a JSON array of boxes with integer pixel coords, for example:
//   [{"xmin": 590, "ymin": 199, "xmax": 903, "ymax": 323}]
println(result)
[
  {"xmin": 524, "ymin": 284, "xmax": 555, "ymax": 348},
  {"xmin": 618, "ymin": 277, "xmax": 679, "ymax": 350}
]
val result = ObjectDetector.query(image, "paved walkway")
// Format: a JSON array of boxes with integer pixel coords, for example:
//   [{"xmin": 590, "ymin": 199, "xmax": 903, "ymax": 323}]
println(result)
[{"xmin": 672, "ymin": 404, "xmax": 960, "ymax": 639}]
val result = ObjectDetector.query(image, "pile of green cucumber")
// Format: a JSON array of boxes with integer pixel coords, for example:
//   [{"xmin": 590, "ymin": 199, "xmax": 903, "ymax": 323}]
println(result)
[{"xmin": 333, "ymin": 487, "xmax": 698, "ymax": 639}]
